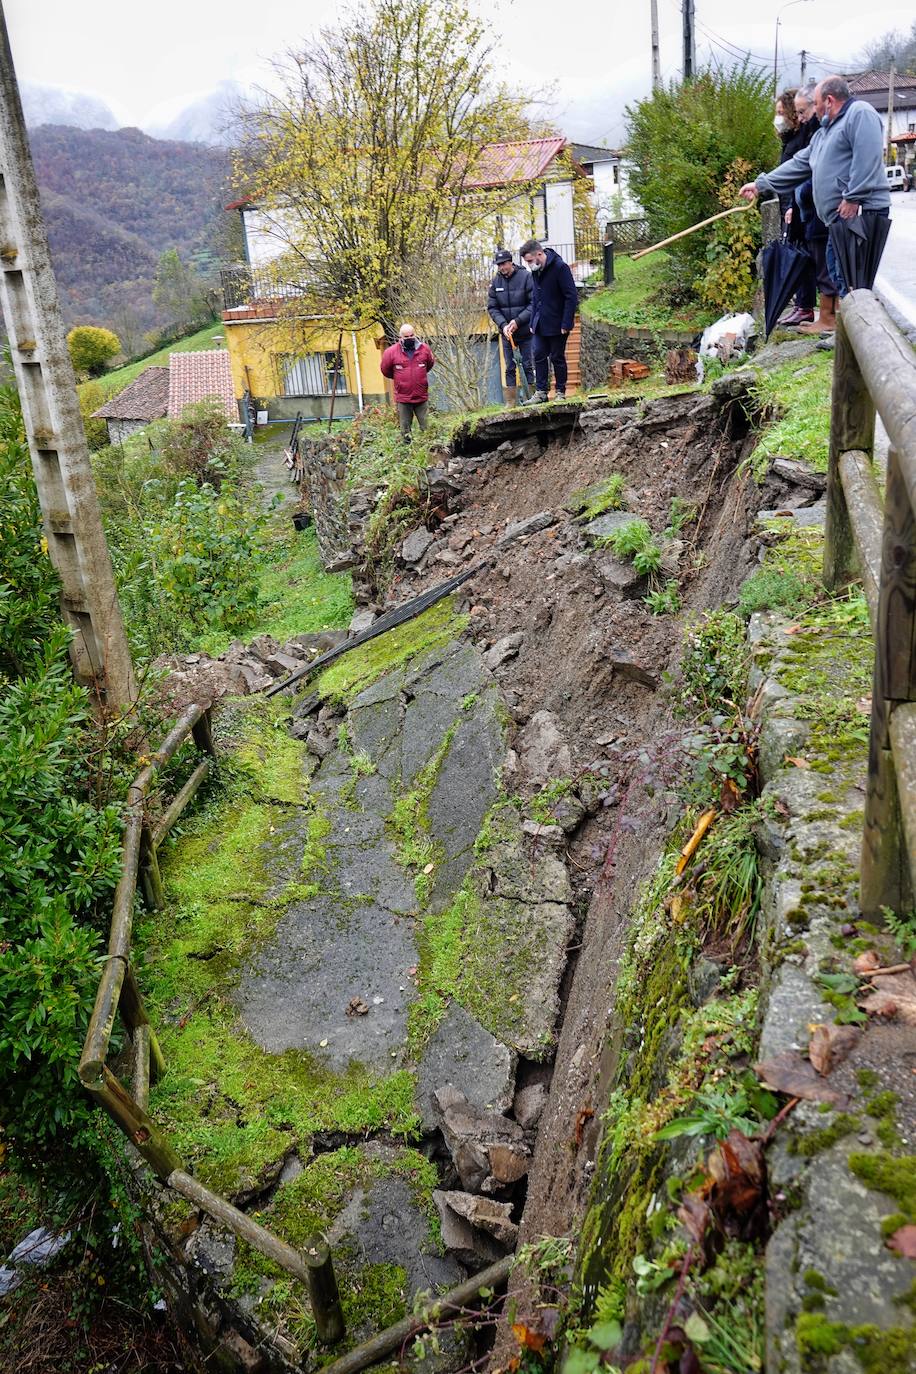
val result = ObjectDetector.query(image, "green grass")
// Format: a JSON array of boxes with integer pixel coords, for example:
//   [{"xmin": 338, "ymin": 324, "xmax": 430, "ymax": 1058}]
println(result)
[
  {"xmin": 582, "ymin": 251, "xmax": 716, "ymax": 333},
  {"xmin": 566, "ymin": 473, "xmax": 627, "ymax": 520},
  {"xmin": 193, "ymin": 514, "xmax": 354, "ymax": 657},
  {"xmin": 80, "ymin": 320, "xmax": 226, "ymax": 405},
  {"xmin": 750, "ymin": 352, "xmax": 833, "ymax": 474}
]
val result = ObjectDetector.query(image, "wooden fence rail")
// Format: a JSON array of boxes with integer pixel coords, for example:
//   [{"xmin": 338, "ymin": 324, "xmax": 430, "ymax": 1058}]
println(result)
[
  {"xmin": 78, "ymin": 702, "xmax": 345, "ymax": 1345},
  {"xmin": 823, "ymin": 289, "xmax": 916, "ymax": 916}
]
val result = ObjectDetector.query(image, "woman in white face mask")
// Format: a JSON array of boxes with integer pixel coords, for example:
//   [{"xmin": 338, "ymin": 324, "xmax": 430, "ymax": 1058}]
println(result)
[{"xmin": 773, "ymin": 89, "xmax": 817, "ymax": 326}]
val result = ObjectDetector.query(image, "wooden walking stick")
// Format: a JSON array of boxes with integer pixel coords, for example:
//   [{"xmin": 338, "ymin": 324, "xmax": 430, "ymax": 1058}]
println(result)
[{"xmin": 631, "ymin": 204, "xmax": 753, "ymax": 260}]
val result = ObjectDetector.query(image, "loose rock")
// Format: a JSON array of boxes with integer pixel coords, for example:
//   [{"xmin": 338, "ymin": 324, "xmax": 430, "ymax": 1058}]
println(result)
[{"xmin": 483, "ymin": 633, "xmax": 525, "ymax": 671}]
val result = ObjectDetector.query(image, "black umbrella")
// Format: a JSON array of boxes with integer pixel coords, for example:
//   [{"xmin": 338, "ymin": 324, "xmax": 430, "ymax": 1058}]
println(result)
[
  {"xmin": 761, "ymin": 235, "xmax": 814, "ymax": 338},
  {"xmin": 828, "ymin": 214, "xmax": 892, "ymax": 293}
]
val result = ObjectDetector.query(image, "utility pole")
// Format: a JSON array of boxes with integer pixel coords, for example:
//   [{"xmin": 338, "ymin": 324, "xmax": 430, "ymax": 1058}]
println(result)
[
  {"xmin": 682, "ymin": 0, "xmax": 695, "ymax": 80},
  {"xmin": 799, "ymin": 49, "xmax": 807, "ymax": 85},
  {"xmin": 0, "ymin": 3, "xmax": 136, "ymax": 709},
  {"xmin": 886, "ymin": 61, "xmax": 896, "ymax": 164},
  {"xmin": 650, "ymin": 0, "xmax": 662, "ymax": 88}
]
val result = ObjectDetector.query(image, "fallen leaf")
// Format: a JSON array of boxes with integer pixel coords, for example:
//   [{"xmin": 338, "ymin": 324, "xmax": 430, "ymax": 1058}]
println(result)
[
  {"xmin": 784, "ymin": 624, "xmax": 802, "ymax": 635},
  {"xmin": 785, "ymin": 755, "xmax": 811, "ymax": 769},
  {"xmin": 574, "ymin": 1105, "xmax": 595, "ymax": 1147},
  {"xmin": 512, "ymin": 1324, "xmax": 547, "ymax": 1353},
  {"xmin": 887, "ymin": 1225, "xmax": 916, "ymax": 1259},
  {"xmin": 422, "ymin": 862, "xmax": 434, "ymax": 875},
  {"xmin": 853, "ymin": 950, "xmax": 880, "ymax": 975},
  {"xmin": 720, "ymin": 777, "xmax": 741, "ymax": 814},
  {"xmin": 855, "ymin": 697, "xmax": 872, "ymax": 714},
  {"xmin": 755, "ymin": 1051, "xmax": 850, "ymax": 1108},
  {"xmin": 319, "ymin": 1038, "xmax": 329, "ymax": 1047},
  {"xmin": 707, "ymin": 1130, "xmax": 769, "ymax": 1241},
  {"xmin": 808, "ymin": 1022, "xmax": 862, "ymax": 1076},
  {"xmin": 858, "ymin": 971, "xmax": 916, "ymax": 1025},
  {"xmin": 677, "ymin": 1193, "xmax": 710, "ymax": 1245},
  {"xmin": 346, "ymin": 997, "xmax": 369, "ymax": 1017},
  {"xmin": 670, "ymin": 892, "xmax": 690, "ymax": 925}
]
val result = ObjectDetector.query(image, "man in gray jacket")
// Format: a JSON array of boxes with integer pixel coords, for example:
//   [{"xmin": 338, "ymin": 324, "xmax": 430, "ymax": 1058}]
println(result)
[{"xmin": 740, "ymin": 76, "xmax": 891, "ymax": 331}]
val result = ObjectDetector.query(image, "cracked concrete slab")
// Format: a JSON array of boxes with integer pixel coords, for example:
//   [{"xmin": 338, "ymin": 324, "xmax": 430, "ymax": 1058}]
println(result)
[
  {"xmin": 234, "ymin": 887, "xmax": 417, "ymax": 1070},
  {"xmin": 427, "ymin": 687, "xmax": 505, "ymax": 906},
  {"xmin": 416, "ymin": 1004, "xmax": 516, "ymax": 1130}
]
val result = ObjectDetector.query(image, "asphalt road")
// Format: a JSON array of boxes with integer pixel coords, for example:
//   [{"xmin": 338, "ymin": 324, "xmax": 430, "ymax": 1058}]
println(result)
[{"xmin": 876, "ymin": 188, "xmax": 916, "ymax": 341}]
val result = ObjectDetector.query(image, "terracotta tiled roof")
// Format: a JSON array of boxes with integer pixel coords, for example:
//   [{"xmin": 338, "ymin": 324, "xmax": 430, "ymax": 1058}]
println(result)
[
  {"xmin": 466, "ymin": 137, "xmax": 568, "ymax": 189},
  {"xmin": 847, "ymin": 69, "xmax": 916, "ymax": 94},
  {"xmin": 892, "ymin": 131, "xmax": 916, "ymax": 143},
  {"xmin": 92, "ymin": 366, "xmax": 169, "ymax": 421},
  {"xmin": 167, "ymin": 350, "xmax": 236, "ymax": 420}
]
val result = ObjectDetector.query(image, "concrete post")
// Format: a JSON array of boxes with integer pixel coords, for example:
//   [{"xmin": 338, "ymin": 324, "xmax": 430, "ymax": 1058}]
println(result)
[{"xmin": 0, "ymin": 4, "xmax": 136, "ymax": 708}]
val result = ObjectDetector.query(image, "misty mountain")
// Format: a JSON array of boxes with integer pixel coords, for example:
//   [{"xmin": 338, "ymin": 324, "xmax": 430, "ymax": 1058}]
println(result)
[
  {"xmin": 145, "ymin": 80, "xmax": 245, "ymax": 147},
  {"xmin": 22, "ymin": 81, "xmax": 119, "ymax": 132}
]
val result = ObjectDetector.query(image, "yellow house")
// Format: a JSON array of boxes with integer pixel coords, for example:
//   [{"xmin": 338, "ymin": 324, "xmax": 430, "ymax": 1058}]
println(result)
[{"xmin": 220, "ymin": 137, "xmax": 600, "ymax": 420}]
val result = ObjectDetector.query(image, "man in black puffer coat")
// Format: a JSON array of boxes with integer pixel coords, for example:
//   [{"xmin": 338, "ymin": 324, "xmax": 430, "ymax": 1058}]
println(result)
[
  {"xmin": 487, "ymin": 249, "xmax": 534, "ymax": 405},
  {"xmin": 518, "ymin": 238, "xmax": 578, "ymax": 404}
]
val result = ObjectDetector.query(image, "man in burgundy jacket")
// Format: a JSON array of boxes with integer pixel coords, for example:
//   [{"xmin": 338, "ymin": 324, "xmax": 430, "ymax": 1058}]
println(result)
[{"xmin": 380, "ymin": 324, "xmax": 436, "ymax": 438}]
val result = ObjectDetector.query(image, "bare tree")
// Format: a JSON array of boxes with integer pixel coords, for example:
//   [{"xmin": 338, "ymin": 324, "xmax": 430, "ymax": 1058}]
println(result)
[
  {"xmin": 233, "ymin": 0, "xmax": 533, "ymax": 340},
  {"xmin": 393, "ymin": 247, "xmax": 495, "ymax": 412},
  {"xmin": 856, "ymin": 21, "xmax": 916, "ymax": 73}
]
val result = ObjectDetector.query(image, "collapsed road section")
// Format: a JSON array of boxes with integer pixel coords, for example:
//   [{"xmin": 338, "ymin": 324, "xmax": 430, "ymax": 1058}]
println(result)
[{"xmin": 126, "ymin": 337, "xmax": 912, "ymax": 1373}]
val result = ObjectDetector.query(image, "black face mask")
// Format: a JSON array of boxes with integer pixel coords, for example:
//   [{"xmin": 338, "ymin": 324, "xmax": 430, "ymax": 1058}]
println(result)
[{"xmin": 402, "ymin": 337, "xmax": 417, "ymax": 352}]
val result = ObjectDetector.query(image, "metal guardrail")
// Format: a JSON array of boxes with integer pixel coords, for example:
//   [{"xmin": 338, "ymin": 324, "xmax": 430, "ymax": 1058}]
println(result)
[
  {"xmin": 823, "ymin": 289, "xmax": 916, "ymax": 916},
  {"xmin": 77, "ymin": 703, "xmax": 345, "ymax": 1345}
]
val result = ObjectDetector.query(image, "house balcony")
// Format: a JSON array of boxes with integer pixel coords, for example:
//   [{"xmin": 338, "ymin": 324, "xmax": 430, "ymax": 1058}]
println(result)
[{"xmin": 220, "ymin": 264, "xmax": 311, "ymax": 321}]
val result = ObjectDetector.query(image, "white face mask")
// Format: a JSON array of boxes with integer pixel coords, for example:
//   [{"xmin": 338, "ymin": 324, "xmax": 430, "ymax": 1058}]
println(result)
[{"xmin": 774, "ymin": 114, "xmax": 790, "ymax": 133}]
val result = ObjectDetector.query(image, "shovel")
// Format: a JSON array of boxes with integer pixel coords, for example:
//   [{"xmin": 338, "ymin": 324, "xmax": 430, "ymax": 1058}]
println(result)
[{"xmin": 508, "ymin": 328, "xmax": 530, "ymax": 401}]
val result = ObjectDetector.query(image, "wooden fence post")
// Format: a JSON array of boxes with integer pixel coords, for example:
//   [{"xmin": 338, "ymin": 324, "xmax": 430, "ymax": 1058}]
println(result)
[
  {"xmin": 824, "ymin": 311, "xmax": 875, "ymax": 591},
  {"xmin": 139, "ymin": 822, "xmax": 165, "ymax": 909},
  {"xmin": 861, "ymin": 446, "xmax": 916, "ymax": 915}
]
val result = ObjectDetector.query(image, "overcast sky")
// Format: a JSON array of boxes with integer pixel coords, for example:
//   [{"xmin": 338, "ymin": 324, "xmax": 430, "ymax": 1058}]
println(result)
[{"xmin": 3, "ymin": 0, "xmax": 904, "ymax": 143}]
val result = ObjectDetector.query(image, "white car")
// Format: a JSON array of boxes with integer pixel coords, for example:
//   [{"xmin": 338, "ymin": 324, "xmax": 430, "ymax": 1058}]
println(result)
[{"xmin": 886, "ymin": 165, "xmax": 910, "ymax": 192}]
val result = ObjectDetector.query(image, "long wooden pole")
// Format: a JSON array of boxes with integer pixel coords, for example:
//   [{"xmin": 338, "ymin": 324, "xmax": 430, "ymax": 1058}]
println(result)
[
  {"xmin": 630, "ymin": 205, "xmax": 753, "ymax": 260},
  {"xmin": 0, "ymin": 4, "xmax": 137, "ymax": 707}
]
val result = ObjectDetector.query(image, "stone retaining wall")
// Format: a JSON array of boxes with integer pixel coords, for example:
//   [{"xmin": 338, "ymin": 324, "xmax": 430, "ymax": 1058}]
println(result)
[
  {"xmin": 580, "ymin": 313, "xmax": 696, "ymax": 388},
  {"xmin": 301, "ymin": 435, "xmax": 354, "ymax": 570}
]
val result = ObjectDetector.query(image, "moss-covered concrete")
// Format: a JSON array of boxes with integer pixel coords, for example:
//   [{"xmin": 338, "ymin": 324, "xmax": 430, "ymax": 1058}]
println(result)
[{"xmin": 313, "ymin": 598, "xmax": 468, "ymax": 705}]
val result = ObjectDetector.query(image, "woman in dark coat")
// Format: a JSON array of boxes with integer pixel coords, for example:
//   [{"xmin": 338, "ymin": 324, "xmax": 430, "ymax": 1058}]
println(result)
[{"xmin": 774, "ymin": 89, "xmax": 816, "ymax": 324}]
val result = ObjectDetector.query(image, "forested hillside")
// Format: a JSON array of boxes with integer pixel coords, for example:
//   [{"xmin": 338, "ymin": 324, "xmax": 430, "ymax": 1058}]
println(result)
[{"xmin": 29, "ymin": 125, "xmax": 231, "ymax": 340}]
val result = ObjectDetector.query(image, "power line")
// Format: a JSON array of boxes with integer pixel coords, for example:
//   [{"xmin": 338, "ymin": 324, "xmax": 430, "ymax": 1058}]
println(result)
[
  {"xmin": 693, "ymin": 16, "xmax": 773, "ymax": 66},
  {"xmin": 694, "ymin": 21, "xmax": 771, "ymax": 71}
]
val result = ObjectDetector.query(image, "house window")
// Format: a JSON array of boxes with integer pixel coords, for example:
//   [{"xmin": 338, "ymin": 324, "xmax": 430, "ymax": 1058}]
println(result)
[
  {"xmin": 612, "ymin": 164, "xmax": 620, "ymax": 185},
  {"xmin": 278, "ymin": 352, "xmax": 348, "ymax": 397}
]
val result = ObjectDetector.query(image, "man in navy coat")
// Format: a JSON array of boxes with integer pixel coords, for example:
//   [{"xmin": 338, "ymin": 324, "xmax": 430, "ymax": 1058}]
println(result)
[{"xmin": 518, "ymin": 239, "xmax": 578, "ymax": 403}]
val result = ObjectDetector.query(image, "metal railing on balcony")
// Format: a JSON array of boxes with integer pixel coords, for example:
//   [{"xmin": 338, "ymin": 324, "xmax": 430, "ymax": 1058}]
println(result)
[
  {"xmin": 221, "ymin": 264, "xmax": 310, "ymax": 311},
  {"xmin": 221, "ymin": 231, "xmax": 611, "ymax": 313}
]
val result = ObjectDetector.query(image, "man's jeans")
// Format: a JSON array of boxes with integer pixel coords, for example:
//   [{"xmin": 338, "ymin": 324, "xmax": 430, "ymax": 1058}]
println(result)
[
  {"xmin": 397, "ymin": 401, "xmax": 428, "ymax": 436},
  {"xmin": 533, "ymin": 332, "xmax": 569, "ymax": 394},
  {"xmin": 500, "ymin": 332, "xmax": 533, "ymax": 386},
  {"xmin": 827, "ymin": 208, "xmax": 890, "ymax": 298}
]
